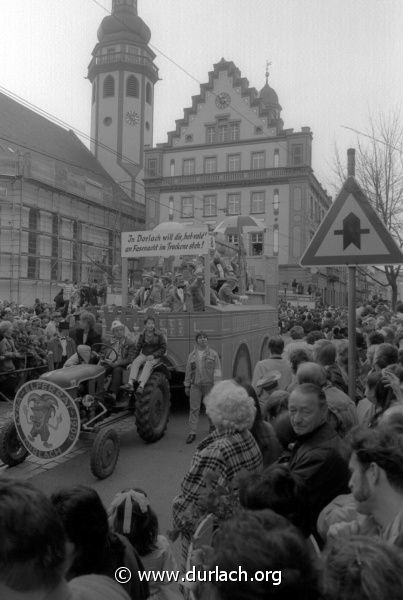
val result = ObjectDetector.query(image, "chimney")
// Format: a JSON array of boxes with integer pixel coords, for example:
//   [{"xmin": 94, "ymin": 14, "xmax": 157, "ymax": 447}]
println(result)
[{"xmin": 347, "ymin": 148, "xmax": 355, "ymax": 177}]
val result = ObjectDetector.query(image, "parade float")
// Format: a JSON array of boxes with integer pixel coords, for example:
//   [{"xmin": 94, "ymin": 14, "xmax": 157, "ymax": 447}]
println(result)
[{"xmin": 0, "ymin": 219, "xmax": 278, "ymax": 479}]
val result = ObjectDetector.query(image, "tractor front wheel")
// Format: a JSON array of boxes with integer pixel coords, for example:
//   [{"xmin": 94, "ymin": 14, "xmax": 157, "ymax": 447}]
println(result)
[
  {"xmin": 90, "ymin": 428, "xmax": 120, "ymax": 479},
  {"xmin": 0, "ymin": 421, "xmax": 29, "ymax": 466},
  {"xmin": 135, "ymin": 372, "xmax": 170, "ymax": 443}
]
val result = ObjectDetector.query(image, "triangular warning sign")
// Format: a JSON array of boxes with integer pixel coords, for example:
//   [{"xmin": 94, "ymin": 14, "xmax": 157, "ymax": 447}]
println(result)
[{"xmin": 300, "ymin": 177, "xmax": 403, "ymax": 267}]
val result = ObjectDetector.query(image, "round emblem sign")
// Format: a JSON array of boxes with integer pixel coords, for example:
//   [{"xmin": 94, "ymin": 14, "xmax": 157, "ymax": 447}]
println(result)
[{"xmin": 14, "ymin": 380, "xmax": 80, "ymax": 460}]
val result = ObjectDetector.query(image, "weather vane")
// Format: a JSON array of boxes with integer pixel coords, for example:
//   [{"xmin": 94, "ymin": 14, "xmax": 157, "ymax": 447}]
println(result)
[{"xmin": 265, "ymin": 60, "xmax": 272, "ymax": 84}]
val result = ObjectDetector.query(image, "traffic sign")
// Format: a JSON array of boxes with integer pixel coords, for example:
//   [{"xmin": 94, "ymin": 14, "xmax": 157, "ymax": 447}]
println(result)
[{"xmin": 300, "ymin": 177, "xmax": 403, "ymax": 267}]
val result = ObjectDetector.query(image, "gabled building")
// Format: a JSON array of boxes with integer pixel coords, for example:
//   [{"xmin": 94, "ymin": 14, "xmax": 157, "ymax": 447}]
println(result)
[
  {"xmin": 0, "ymin": 91, "xmax": 143, "ymax": 303},
  {"xmin": 143, "ymin": 58, "xmax": 339, "ymax": 299}
]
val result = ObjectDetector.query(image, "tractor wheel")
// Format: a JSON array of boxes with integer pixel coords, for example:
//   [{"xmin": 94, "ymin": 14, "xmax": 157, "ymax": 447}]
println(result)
[
  {"xmin": 135, "ymin": 371, "xmax": 170, "ymax": 443},
  {"xmin": 90, "ymin": 428, "xmax": 120, "ymax": 479},
  {"xmin": 232, "ymin": 343, "xmax": 252, "ymax": 384},
  {"xmin": 0, "ymin": 421, "xmax": 29, "ymax": 466}
]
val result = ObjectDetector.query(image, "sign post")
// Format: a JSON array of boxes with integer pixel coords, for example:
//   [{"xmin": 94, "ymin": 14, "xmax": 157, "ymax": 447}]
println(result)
[
  {"xmin": 300, "ymin": 149, "xmax": 403, "ymax": 400},
  {"xmin": 121, "ymin": 257, "xmax": 128, "ymax": 307},
  {"xmin": 348, "ymin": 266, "xmax": 356, "ymax": 399}
]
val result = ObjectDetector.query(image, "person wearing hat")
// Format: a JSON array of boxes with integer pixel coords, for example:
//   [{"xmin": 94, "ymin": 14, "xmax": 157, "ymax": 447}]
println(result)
[
  {"xmin": 134, "ymin": 273, "xmax": 163, "ymax": 309},
  {"xmin": 46, "ymin": 319, "xmax": 76, "ymax": 369},
  {"xmin": 160, "ymin": 272, "xmax": 174, "ymax": 301},
  {"xmin": 102, "ymin": 320, "xmax": 136, "ymax": 402},
  {"xmin": 218, "ymin": 275, "xmax": 241, "ymax": 304},
  {"xmin": 252, "ymin": 337, "xmax": 293, "ymax": 409},
  {"xmin": 162, "ymin": 273, "xmax": 193, "ymax": 312}
]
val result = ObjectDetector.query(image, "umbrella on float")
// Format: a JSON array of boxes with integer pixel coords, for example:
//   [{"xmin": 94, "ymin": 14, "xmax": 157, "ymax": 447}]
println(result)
[
  {"xmin": 213, "ymin": 215, "xmax": 264, "ymax": 235},
  {"xmin": 153, "ymin": 221, "xmax": 183, "ymax": 231}
]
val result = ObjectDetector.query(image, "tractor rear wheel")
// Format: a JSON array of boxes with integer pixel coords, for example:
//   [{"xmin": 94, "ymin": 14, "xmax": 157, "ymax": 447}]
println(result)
[
  {"xmin": 135, "ymin": 372, "xmax": 170, "ymax": 443},
  {"xmin": 0, "ymin": 421, "xmax": 29, "ymax": 466}
]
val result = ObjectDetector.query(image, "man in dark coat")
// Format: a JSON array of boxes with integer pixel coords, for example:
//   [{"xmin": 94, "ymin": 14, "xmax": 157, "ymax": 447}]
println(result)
[{"xmin": 286, "ymin": 383, "xmax": 350, "ymax": 538}]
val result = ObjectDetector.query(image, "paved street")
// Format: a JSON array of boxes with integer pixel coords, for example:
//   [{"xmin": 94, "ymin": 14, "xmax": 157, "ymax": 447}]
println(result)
[{"xmin": 0, "ymin": 399, "xmax": 203, "ymax": 549}]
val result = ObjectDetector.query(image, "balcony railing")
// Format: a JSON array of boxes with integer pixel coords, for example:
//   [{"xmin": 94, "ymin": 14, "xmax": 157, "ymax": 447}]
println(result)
[
  {"xmin": 144, "ymin": 166, "xmax": 310, "ymax": 188},
  {"xmin": 89, "ymin": 52, "xmax": 158, "ymax": 77}
]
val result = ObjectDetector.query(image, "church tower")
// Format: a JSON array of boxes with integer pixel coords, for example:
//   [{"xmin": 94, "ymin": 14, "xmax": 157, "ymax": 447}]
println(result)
[{"xmin": 88, "ymin": 0, "xmax": 158, "ymax": 202}]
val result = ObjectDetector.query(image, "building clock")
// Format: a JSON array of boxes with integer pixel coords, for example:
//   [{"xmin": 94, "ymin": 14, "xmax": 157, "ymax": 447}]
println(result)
[
  {"xmin": 125, "ymin": 110, "xmax": 140, "ymax": 126},
  {"xmin": 215, "ymin": 92, "xmax": 231, "ymax": 109}
]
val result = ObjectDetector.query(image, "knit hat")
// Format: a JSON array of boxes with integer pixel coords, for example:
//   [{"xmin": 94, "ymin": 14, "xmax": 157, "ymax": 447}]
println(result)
[
  {"xmin": 111, "ymin": 320, "xmax": 124, "ymax": 330},
  {"xmin": 77, "ymin": 345, "xmax": 92, "ymax": 363}
]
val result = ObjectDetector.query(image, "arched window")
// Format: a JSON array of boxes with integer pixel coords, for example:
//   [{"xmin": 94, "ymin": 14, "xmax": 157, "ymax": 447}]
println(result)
[
  {"xmin": 92, "ymin": 82, "xmax": 96, "ymax": 104},
  {"xmin": 146, "ymin": 82, "xmax": 152, "ymax": 104},
  {"xmin": 103, "ymin": 75, "xmax": 115, "ymax": 98},
  {"xmin": 126, "ymin": 75, "xmax": 139, "ymax": 98},
  {"xmin": 273, "ymin": 225, "xmax": 279, "ymax": 255}
]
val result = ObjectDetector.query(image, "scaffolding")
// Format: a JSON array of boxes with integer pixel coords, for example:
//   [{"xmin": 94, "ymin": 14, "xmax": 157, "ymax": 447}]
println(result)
[{"xmin": 0, "ymin": 150, "xmax": 140, "ymax": 304}]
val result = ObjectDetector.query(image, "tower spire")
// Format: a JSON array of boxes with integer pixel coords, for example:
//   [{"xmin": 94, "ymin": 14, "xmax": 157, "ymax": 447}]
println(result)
[
  {"xmin": 112, "ymin": 0, "xmax": 137, "ymax": 14},
  {"xmin": 265, "ymin": 60, "xmax": 272, "ymax": 85}
]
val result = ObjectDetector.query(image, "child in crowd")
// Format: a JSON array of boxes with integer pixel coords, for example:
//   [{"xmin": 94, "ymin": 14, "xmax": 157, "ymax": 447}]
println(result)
[{"xmin": 108, "ymin": 488, "xmax": 181, "ymax": 600}]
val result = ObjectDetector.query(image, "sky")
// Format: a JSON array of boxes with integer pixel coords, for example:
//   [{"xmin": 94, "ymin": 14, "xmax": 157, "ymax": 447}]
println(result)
[{"xmin": 0, "ymin": 0, "xmax": 402, "ymax": 193}]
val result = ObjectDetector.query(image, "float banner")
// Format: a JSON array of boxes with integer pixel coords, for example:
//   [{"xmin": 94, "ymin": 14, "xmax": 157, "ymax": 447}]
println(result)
[{"xmin": 121, "ymin": 227, "xmax": 210, "ymax": 257}]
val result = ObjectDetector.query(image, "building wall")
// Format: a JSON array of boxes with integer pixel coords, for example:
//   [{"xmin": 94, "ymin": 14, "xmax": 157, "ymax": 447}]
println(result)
[{"xmin": 0, "ymin": 152, "xmax": 139, "ymax": 304}]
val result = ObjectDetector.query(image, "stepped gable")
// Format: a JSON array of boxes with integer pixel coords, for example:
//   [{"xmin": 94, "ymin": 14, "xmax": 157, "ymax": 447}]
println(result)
[{"xmin": 165, "ymin": 58, "xmax": 279, "ymax": 147}]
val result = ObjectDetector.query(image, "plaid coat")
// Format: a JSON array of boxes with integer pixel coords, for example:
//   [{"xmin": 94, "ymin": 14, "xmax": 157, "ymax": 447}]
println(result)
[{"xmin": 172, "ymin": 429, "xmax": 262, "ymax": 538}]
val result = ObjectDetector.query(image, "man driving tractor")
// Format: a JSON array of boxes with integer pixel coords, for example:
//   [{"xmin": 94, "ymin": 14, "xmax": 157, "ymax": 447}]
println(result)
[{"xmin": 102, "ymin": 320, "xmax": 136, "ymax": 402}]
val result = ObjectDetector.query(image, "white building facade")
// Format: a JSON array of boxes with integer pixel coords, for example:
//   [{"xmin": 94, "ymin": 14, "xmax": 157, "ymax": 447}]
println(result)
[{"xmin": 144, "ymin": 59, "xmax": 346, "ymax": 302}]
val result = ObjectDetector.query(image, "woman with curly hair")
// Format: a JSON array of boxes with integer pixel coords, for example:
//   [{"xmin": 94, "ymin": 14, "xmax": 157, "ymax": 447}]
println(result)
[
  {"xmin": 71, "ymin": 310, "xmax": 102, "ymax": 348},
  {"xmin": 322, "ymin": 536, "xmax": 403, "ymax": 600},
  {"xmin": 172, "ymin": 380, "xmax": 262, "ymax": 564}
]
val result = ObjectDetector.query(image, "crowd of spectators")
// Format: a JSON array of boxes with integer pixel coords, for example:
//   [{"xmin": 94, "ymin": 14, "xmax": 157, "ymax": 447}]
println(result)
[
  {"xmin": 168, "ymin": 296, "xmax": 403, "ymax": 599},
  {"xmin": 2, "ymin": 292, "xmax": 403, "ymax": 598},
  {"xmin": 0, "ymin": 293, "xmax": 106, "ymax": 399}
]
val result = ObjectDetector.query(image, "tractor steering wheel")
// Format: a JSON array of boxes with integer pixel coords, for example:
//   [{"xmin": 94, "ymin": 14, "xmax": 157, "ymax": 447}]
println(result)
[{"xmin": 91, "ymin": 343, "xmax": 118, "ymax": 365}]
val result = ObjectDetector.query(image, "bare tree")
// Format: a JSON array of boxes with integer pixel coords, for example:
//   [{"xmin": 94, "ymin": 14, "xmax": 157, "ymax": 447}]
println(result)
[{"xmin": 333, "ymin": 111, "xmax": 403, "ymax": 309}]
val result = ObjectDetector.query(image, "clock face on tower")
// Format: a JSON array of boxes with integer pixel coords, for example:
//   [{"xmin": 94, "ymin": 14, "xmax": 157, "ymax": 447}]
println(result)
[
  {"xmin": 125, "ymin": 110, "xmax": 140, "ymax": 126},
  {"xmin": 215, "ymin": 92, "xmax": 231, "ymax": 109}
]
